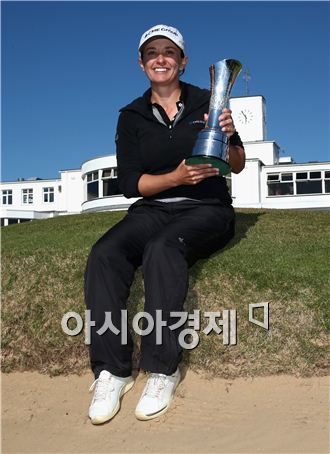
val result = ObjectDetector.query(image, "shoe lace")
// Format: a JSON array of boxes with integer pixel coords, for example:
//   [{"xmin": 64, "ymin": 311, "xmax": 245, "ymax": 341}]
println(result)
[
  {"xmin": 89, "ymin": 375, "xmax": 114, "ymax": 402},
  {"xmin": 144, "ymin": 373, "xmax": 167, "ymax": 399}
]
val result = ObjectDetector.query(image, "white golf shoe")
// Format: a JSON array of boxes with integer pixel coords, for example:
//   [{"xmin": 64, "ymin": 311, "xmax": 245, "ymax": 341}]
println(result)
[
  {"xmin": 88, "ymin": 370, "xmax": 134, "ymax": 424},
  {"xmin": 135, "ymin": 368, "xmax": 181, "ymax": 420}
]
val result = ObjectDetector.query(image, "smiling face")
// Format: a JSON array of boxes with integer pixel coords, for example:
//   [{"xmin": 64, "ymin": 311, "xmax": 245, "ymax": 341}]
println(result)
[{"xmin": 139, "ymin": 38, "xmax": 188, "ymax": 86}]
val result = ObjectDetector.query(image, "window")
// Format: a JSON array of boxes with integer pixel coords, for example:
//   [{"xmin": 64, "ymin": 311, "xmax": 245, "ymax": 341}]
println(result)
[
  {"xmin": 43, "ymin": 187, "xmax": 54, "ymax": 203},
  {"xmin": 2, "ymin": 189, "xmax": 13, "ymax": 205},
  {"xmin": 296, "ymin": 172, "xmax": 308, "ymax": 180},
  {"xmin": 267, "ymin": 174, "xmax": 280, "ymax": 181},
  {"xmin": 267, "ymin": 170, "xmax": 329, "ymax": 196},
  {"xmin": 22, "ymin": 188, "xmax": 33, "ymax": 204},
  {"xmin": 102, "ymin": 168, "xmax": 121, "ymax": 196},
  {"xmin": 267, "ymin": 173, "xmax": 293, "ymax": 196},
  {"xmin": 296, "ymin": 171, "xmax": 322, "ymax": 195},
  {"xmin": 86, "ymin": 171, "xmax": 99, "ymax": 201},
  {"xmin": 281, "ymin": 173, "xmax": 293, "ymax": 181}
]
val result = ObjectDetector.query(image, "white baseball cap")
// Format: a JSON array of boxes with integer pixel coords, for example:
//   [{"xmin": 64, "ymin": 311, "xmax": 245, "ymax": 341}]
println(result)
[{"xmin": 138, "ymin": 24, "xmax": 185, "ymax": 57}]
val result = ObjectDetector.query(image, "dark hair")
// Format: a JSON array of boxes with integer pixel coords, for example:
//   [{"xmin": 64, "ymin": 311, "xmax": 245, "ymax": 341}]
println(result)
[{"xmin": 140, "ymin": 49, "xmax": 185, "ymax": 60}]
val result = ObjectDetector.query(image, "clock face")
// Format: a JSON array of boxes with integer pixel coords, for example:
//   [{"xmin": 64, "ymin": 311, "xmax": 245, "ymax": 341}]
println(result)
[{"xmin": 238, "ymin": 108, "xmax": 253, "ymax": 125}]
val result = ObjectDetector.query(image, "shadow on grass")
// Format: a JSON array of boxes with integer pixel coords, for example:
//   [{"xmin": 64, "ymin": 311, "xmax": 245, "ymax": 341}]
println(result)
[
  {"xmin": 190, "ymin": 210, "xmax": 264, "ymax": 276},
  {"xmin": 231, "ymin": 210, "xmax": 265, "ymax": 248},
  {"xmin": 182, "ymin": 210, "xmax": 264, "ymax": 373}
]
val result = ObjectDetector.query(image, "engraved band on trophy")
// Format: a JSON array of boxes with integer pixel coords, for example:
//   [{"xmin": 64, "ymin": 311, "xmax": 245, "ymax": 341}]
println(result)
[{"xmin": 185, "ymin": 59, "xmax": 242, "ymax": 175}]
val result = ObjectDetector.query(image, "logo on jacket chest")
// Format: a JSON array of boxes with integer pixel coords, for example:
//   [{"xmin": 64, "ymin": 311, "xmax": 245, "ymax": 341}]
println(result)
[{"xmin": 189, "ymin": 120, "xmax": 205, "ymax": 126}]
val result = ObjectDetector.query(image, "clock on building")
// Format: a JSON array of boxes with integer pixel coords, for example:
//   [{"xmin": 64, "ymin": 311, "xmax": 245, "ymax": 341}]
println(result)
[
  {"xmin": 230, "ymin": 96, "xmax": 266, "ymax": 142},
  {"xmin": 238, "ymin": 108, "xmax": 254, "ymax": 125}
]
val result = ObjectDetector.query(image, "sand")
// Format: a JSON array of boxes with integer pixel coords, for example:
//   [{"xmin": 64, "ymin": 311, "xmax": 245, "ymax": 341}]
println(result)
[{"xmin": 1, "ymin": 369, "xmax": 329, "ymax": 454}]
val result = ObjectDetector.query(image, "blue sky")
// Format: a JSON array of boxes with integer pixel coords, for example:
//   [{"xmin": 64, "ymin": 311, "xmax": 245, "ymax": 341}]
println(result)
[{"xmin": 2, "ymin": 1, "xmax": 329, "ymax": 182}]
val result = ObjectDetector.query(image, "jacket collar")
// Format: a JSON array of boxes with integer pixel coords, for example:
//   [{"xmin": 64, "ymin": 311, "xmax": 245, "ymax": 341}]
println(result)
[{"xmin": 119, "ymin": 81, "xmax": 210, "ymax": 121}]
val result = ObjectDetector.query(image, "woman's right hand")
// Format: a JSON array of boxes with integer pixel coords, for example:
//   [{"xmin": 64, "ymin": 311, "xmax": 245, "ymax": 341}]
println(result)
[
  {"xmin": 171, "ymin": 159, "xmax": 219, "ymax": 186},
  {"xmin": 138, "ymin": 160, "xmax": 219, "ymax": 197}
]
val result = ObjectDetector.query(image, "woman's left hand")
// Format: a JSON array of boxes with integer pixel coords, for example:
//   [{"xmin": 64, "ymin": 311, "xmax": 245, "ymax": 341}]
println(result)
[{"xmin": 204, "ymin": 108, "xmax": 236, "ymax": 138}]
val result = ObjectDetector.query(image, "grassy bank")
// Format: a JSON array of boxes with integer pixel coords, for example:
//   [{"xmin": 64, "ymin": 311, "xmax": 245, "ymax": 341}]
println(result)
[{"xmin": 1, "ymin": 208, "xmax": 329, "ymax": 377}]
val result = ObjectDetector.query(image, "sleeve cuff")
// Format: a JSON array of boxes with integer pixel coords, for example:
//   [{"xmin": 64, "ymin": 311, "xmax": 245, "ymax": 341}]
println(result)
[{"xmin": 229, "ymin": 131, "xmax": 244, "ymax": 148}]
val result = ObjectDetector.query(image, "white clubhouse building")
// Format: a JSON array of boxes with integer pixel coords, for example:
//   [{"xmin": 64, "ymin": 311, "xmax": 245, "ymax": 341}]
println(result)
[{"xmin": 1, "ymin": 95, "xmax": 329, "ymax": 226}]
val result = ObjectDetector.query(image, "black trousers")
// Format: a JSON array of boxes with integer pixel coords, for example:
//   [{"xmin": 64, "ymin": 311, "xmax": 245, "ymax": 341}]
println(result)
[{"xmin": 84, "ymin": 198, "xmax": 235, "ymax": 378}]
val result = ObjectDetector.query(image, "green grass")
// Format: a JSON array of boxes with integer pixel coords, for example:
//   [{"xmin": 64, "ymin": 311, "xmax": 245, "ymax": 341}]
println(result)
[{"xmin": 1, "ymin": 209, "xmax": 329, "ymax": 377}]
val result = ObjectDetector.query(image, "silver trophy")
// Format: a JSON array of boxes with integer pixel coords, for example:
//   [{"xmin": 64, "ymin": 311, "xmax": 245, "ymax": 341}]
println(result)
[{"xmin": 186, "ymin": 59, "xmax": 242, "ymax": 175}]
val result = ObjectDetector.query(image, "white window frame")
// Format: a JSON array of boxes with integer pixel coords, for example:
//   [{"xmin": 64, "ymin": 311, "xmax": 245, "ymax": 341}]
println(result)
[
  {"xmin": 295, "ymin": 171, "xmax": 323, "ymax": 195},
  {"xmin": 43, "ymin": 187, "xmax": 55, "ymax": 203},
  {"xmin": 86, "ymin": 171, "xmax": 99, "ymax": 200},
  {"xmin": 101, "ymin": 167, "xmax": 121, "ymax": 197},
  {"xmin": 267, "ymin": 170, "xmax": 329, "ymax": 197},
  {"xmin": 324, "ymin": 171, "xmax": 330, "ymax": 193},
  {"xmin": 102, "ymin": 168, "xmax": 117, "ymax": 180},
  {"xmin": 2, "ymin": 189, "xmax": 13, "ymax": 205},
  {"xmin": 267, "ymin": 173, "xmax": 293, "ymax": 196},
  {"xmin": 22, "ymin": 188, "xmax": 33, "ymax": 204}
]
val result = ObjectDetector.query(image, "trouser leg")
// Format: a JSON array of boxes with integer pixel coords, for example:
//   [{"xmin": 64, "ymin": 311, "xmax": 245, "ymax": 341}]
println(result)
[
  {"xmin": 140, "ymin": 201, "xmax": 235, "ymax": 375},
  {"xmin": 84, "ymin": 204, "xmax": 168, "ymax": 378},
  {"xmin": 140, "ymin": 230, "xmax": 189, "ymax": 375}
]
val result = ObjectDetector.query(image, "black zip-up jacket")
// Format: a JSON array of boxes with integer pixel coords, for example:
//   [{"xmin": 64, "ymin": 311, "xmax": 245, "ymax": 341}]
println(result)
[{"xmin": 115, "ymin": 82, "xmax": 243, "ymax": 206}]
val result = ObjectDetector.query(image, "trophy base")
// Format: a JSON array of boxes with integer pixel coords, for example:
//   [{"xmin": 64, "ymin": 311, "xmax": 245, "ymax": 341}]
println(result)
[{"xmin": 185, "ymin": 155, "xmax": 231, "ymax": 176}]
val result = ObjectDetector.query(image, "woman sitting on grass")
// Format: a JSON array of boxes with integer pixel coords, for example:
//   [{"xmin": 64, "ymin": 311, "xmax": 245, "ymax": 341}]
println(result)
[{"xmin": 85, "ymin": 23, "xmax": 245, "ymax": 424}]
